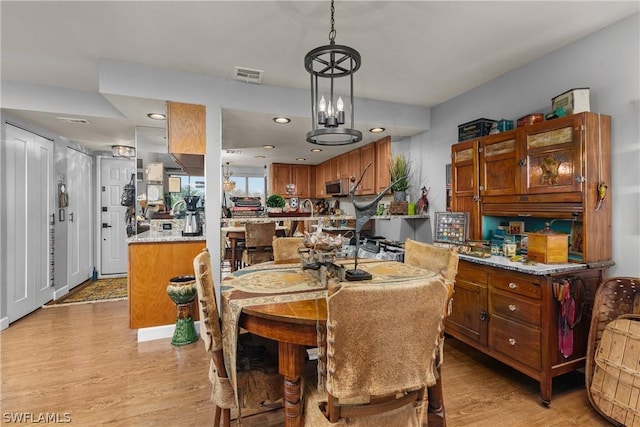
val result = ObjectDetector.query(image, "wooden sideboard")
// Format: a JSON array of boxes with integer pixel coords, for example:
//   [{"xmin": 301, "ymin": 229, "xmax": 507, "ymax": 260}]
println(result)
[{"xmin": 446, "ymin": 257, "xmax": 606, "ymax": 405}]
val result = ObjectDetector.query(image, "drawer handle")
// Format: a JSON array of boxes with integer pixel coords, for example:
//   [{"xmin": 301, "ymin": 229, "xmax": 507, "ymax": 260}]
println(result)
[
  {"xmin": 508, "ymin": 338, "xmax": 517, "ymax": 346},
  {"xmin": 509, "ymin": 282, "xmax": 517, "ymax": 289},
  {"xmin": 509, "ymin": 304, "xmax": 517, "ymax": 312}
]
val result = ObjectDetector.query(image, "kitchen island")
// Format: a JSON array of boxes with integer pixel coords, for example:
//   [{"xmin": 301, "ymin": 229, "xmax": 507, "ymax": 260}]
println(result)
[
  {"xmin": 446, "ymin": 253, "xmax": 609, "ymax": 405},
  {"xmin": 127, "ymin": 230, "xmax": 205, "ymax": 329}
]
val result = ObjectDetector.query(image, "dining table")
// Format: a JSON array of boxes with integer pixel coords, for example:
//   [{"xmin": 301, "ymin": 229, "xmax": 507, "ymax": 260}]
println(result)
[{"xmin": 220, "ymin": 258, "xmax": 447, "ymax": 427}]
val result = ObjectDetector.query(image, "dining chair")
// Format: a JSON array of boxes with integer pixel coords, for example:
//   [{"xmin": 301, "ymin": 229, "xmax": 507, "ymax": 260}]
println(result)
[
  {"xmin": 403, "ymin": 239, "xmax": 459, "ymax": 426},
  {"xmin": 305, "ymin": 275, "xmax": 451, "ymax": 426},
  {"xmin": 193, "ymin": 248, "xmax": 283, "ymax": 426},
  {"xmin": 241, "ymin": 222, "xmax": 276, "ymax": 267},
  {"xmin": 272, "ymin": 236, "xmax": 305, "ymax": 264},
  {"xmin": 404, "ymin": 239, "xmax": 459, "ymax": 283}
]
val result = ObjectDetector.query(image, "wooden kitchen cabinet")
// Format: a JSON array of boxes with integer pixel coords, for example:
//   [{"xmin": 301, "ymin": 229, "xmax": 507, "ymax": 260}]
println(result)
[
  {"xmin": 358, "ymin": 143, "xmax": 376, "ymax": 195},
  {"xmin": 452, "ymin": 112, "xmax": 611, "ymax": 263},
  {"xmin": 347, "ymin": 148, "xmax": 361, "ymax": 182},
  {"xmin": 451, "ymin": 139, "xmax": 481, "ymax": 240},
  {"xmin": 375, "ymin": 136, "xmax": 391, "ymax": 193},
  {"xmin": 446, "ymin": 259, "xmax": 605, "ymax": 405},
  {"xmin": 270, "ymin": 163, "xmax": 313, "ymax": 198},
  {"xmin": 128, "ymin": 240, "xmax": 205, "ymax": 329},
  {"xmin": 167, "ymin": 101, "xmax": 206, "ymax": 154},
  {"xmin": 166, "ymin": 101, "xmax": 206, "ymax": 175}
]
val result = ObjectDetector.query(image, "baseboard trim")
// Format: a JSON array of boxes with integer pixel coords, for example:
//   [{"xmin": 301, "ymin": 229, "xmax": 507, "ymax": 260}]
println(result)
[
  {"xmin": 0, "ymin": 316, "xmax": 9, "ymax": 331},
  {"xmin": 137, "ymin": 321, "xmax": 201, "ymax": 342},
  {"xmin": 53, "ymin": 286, "xmax": 69, "ymax": 300}
]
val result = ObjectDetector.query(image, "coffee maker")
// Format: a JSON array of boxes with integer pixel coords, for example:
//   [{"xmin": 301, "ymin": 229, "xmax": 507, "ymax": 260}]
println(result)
[{"xmin": 182, "ymin": 196, "xmax": 202, "ymax": 236}]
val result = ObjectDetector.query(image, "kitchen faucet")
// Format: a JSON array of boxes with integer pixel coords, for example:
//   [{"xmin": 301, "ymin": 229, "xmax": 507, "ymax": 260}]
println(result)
[
  {"xmin": 170, "ymin": 199, "xmax": 186, "ymax": 216},
  {"xmin": 301, "ymin": 199, "xmax": 314, "ymax": 217}
]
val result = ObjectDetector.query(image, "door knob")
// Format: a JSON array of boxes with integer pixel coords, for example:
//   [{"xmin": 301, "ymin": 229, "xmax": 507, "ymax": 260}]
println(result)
[
  {"xmin": 102, "ymin": 223, "xmax": 112, "ymax": 228},
  {"xmin": 69, "ymin": 212, "xmax": 74, "ymax": 222}
]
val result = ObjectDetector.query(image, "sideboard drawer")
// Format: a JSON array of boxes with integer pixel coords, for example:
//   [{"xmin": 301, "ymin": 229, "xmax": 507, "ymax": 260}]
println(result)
[
  {"xmin": 491, "ymin": 273, "xmax": 541, "ymax": 299},
  {"xmin": 490, "ymin": 316, "xmax": 541, "ymax": 370},
  {"xmin": 490, "ymin": 289, "xmax": 541, "ymax": 327}
]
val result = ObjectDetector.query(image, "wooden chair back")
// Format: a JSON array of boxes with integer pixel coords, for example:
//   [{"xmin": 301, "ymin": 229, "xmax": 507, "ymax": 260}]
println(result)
[
  {"xmin": 272, "ymin": 236, "xmax": 304, "ymax": 264},
  {"xmin": 322, "ymin": 276, "xmax": 450, "ymax": 425}
]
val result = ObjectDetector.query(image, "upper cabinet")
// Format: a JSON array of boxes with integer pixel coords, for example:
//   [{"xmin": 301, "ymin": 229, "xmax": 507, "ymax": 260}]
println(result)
[
  {"xmin": 451, "ymin": 112, "xmax": 612, "ymax": 263},
  {"xmin": 270, "ymin": 163, "xmax": 314, "ymax": 198},
  {"xmin": 375, "ymin": 136, "xmax": 391, "ymax": 193},
  {"xmin": 167, "ymin": 101, "xmax": 206, "ymax": 175}
]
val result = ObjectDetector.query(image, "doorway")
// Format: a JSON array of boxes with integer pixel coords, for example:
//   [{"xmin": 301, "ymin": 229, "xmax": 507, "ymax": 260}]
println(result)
[{"xmin": 99, "ymin": 157, "xmax": 135, "ymax": 276}]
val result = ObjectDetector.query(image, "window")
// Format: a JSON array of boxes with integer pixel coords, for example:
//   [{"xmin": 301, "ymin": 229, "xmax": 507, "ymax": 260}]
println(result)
[
  {"xmin": 168, "ymin": 175, "xmax": 205, "ymax": 209},
  {"xmin": 225, "ymin": 175, "xmax": 266, "ymax": 200}
]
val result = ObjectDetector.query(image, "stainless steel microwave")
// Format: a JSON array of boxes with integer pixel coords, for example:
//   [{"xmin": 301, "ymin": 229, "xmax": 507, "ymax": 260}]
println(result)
[{"xmin": 325, "ymin": 178, "xmax": 351, "ymax": 196}]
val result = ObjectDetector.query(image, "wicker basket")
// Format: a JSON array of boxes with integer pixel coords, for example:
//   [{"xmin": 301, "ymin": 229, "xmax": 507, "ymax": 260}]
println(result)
[
  {"xmin": 586, "ymin": 277, "xmax": 640, "ymax": 426},
  {"xmin": 389, "ymin": 201, "xmax": 408, "ymax": 215}
]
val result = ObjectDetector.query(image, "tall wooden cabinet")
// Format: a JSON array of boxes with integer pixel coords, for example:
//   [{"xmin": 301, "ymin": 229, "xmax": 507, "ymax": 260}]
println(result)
[{"xmin": 448, "ymin": 112, "xmax": 613, "ymax": 405}]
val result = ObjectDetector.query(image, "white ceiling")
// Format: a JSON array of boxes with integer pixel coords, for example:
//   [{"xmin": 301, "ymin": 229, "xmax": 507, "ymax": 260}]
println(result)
[{"xmin": 2, "ymin": 1, "xmax": 638, "ymax": 168}]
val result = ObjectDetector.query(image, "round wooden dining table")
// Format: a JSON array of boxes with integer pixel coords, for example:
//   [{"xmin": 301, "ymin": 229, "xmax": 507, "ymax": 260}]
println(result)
[{"xmin": 237, "ymin": 296, "xmax": 445, "ymax": 427}]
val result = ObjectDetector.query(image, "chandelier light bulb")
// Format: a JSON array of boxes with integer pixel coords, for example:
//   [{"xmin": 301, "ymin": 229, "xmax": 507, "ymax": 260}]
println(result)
[
  {"xmin": 319, "ymin": 96, "xmax": 327, "ymax": 112},
  {"xmin": 336, "ymin": 97, "xmax": 344, "ymax": 112}
]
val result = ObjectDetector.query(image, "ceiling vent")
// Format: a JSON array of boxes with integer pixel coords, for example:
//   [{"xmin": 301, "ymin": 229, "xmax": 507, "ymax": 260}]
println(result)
[
  {"xmin": 225, "ymin": 149, "xmax": 242, "ymax": 155},
  {"xmin": 233, "ymin": 66, "xmax": 263, "ymax": 84},
  {"xmin": 56, "ymin": 116, "xmax": 91, "ymax": 124}
]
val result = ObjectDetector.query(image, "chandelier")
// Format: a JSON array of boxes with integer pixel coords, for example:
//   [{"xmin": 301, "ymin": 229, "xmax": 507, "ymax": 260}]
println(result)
[
  {"xmin": 222, "ymin": 162, "xmax": 236, "ymax": 193},
  {"xmin": 112, "ymin": 145, "xmax": 136, "ymax": 158},
  {"xmin": 304, "ymin": 0, "xmax": 362, "ymax": 146}
]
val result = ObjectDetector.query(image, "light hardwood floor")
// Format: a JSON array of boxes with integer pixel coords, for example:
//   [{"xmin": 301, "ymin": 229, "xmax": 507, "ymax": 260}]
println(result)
[{"xmin": 1, "ymin": 300, "xmax": 609, "ymax": 426}]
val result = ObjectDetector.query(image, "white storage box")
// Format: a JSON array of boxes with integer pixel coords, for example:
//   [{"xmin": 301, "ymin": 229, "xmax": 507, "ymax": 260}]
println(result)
[{"xmin": 552, "ymin": 88, "xmax": 590, "ymax": 115}]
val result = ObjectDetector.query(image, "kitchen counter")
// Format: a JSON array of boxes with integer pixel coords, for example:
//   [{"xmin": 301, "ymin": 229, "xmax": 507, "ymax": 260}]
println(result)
[
  {"xmin": 458, "ymin": 253, "xmax": 587, "ymax": 275},
  {"xmin": 221, "ymin": 214, "xmax": 429, "ymax": 223},
  {"xmin": 127, "ymin": 230, "xmax": 206, "ymax": 244}
]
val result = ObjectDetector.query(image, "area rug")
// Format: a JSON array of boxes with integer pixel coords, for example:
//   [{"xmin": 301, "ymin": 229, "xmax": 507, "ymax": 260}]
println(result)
[{"xmin": 47, "ymin": 277, "xmax": 127, "ymax": 306}]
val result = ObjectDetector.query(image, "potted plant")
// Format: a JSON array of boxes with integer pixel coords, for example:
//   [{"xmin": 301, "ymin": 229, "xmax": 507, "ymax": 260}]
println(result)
[
  {"xmin": 389, "ymin": 153, "xmax": 412, "ymax": 201},
  {"xmin": 266, "ymin": 194, "xmax": 286, "ymax": 214}
]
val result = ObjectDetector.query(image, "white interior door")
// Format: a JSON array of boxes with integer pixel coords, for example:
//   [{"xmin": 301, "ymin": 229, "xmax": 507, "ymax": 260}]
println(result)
[
  {"xmin": 3, "ymin": 124, "xmax": 53, "ymax": 322},
  {"xmin": 67, "ymin": 148, "xmax": 93, "ymax": 288},
  {"xmin": 100, "ymin": 158, "xmax": 135, "ymax": 275}
]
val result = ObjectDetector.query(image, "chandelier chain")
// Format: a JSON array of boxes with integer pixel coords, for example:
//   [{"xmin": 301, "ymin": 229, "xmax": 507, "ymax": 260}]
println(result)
[{"xmin": 328, "ymin": 0, "xmax": 336, "ymax": 44}]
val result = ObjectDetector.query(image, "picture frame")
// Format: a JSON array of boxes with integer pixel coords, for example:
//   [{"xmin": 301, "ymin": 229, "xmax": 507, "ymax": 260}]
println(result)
[
  {"xmin": 570, "ymin": 222, "xmax": 584, "ymax": 255},
  {"xmin": 508, "ymin": 221, "xmax": 525, "ymax": 235},
  {"xmin": 168, "ymin": 176, "xmax": 181, "ymax": 193}
]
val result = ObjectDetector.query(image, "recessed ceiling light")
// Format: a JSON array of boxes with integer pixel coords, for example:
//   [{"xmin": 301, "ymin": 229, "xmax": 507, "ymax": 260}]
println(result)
[
  {"xmin": 263, "ymin": 145, "xmax": 275, "ymax": 149},
  {"xmin": 255, "ymin": 155, "xmax": 266, "ymax": 159},
  {"xmin": 310, "ymin": 148, "xmax": 322, "ymax": 152},
  {"xmin": 147, "ymin": 113, "xmax": 166, "ymax": 120},
  {"xmin": 296, "ymin": 158, "xmax": 306, "ymax": 161},
  {"xmin": 369, "ymin": 127, "xmax": 385, "ymax": 133},
  {"xmin": 273, "ymin": 117, "xmax": 291, "ymax": 124}
]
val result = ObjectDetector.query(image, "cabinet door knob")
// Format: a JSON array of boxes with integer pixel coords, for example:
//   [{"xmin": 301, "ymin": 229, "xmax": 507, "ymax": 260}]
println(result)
[
  {"xmin": 479, "ymin": 310, "xmax": 488, "ymax": 321},
  {"xmin": 509, "ymin": 304, "xmax": 517, "ymax": 312},
  {"xmin": 508, "ymin": 338, "xmax": 517, "ymax": 346},
  {"xmin": 509, "ymin": 282, "xmax": 517, "ymax": 289},
  {"xmin": 519, "ymin": 159, "xmax": 527, "ymax": 166}
]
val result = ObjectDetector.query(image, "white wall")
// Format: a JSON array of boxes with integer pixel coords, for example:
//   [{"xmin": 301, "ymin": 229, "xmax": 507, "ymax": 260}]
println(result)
[{"xmin": 409, "ymin": 13, "xmax": 640, "ymax": 277}]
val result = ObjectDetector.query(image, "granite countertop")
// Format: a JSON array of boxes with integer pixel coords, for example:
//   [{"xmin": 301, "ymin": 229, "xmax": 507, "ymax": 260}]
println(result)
[
  {"xmin": 220, "ymin": 214, "xmax": 429, "ymax": 223},
  {"xmin": 127, "ymin": 230, "xmax": 206, "ymax": 244},
  {"xmin": 459, "ymin": 254, "xmax": 588, "ymax": 275}
]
